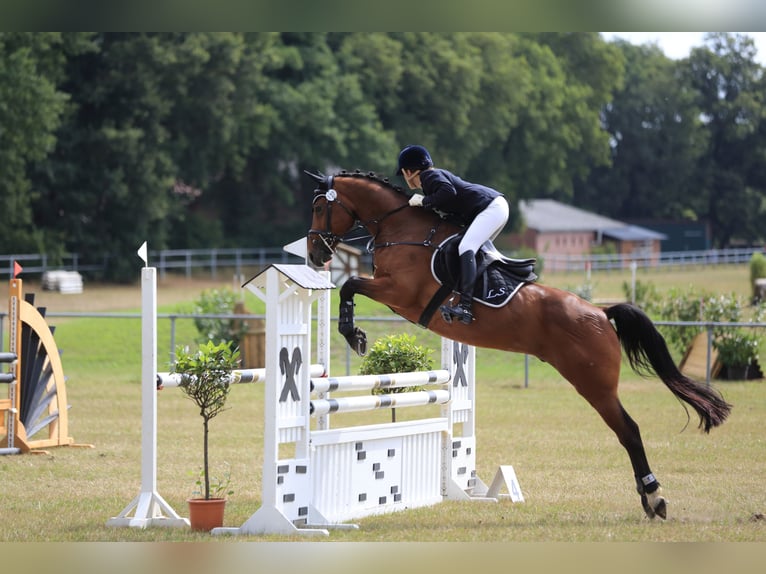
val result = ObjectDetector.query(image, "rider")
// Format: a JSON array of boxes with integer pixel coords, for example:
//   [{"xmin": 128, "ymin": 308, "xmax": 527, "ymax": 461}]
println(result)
[{"xmin": 396, "ymin": 144, "xmax": 509, "ymax": 325}]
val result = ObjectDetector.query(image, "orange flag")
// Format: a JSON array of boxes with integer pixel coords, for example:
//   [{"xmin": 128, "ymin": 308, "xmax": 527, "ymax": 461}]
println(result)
[{"xmin": 13, "ymin": 261, "xmax": 23, "ymax": 278}]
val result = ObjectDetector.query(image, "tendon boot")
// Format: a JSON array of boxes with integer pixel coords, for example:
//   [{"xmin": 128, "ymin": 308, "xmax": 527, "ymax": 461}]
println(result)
[{"xmin": 440, "ymin": 251, "xmax": 477, "ymax": 324}]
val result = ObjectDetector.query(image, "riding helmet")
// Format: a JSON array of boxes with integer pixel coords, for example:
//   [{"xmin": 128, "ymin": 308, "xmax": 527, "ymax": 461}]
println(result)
[{"xmin": 395, "ymin": 145, "xmax": 433, "ymax": 175}]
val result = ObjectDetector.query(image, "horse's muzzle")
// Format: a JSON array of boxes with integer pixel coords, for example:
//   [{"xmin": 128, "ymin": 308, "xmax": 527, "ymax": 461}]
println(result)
[{"xmin": 307, "ymin": 235, "xmax": 334, "ymax": 268}]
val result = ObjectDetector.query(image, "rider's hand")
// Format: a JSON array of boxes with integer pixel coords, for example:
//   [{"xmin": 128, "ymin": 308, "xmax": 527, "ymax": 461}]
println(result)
[{"xmin": 409, "ymin": 193, "xmax": 424, "ymax": 207}]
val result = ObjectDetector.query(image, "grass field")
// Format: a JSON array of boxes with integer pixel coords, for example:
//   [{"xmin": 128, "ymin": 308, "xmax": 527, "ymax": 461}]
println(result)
[{"xmin": 0, "ymin": 264, "xmax": 764, "ymax": 543}]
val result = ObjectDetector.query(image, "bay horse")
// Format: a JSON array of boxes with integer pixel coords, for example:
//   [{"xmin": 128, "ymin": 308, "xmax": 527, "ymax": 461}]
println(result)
[{"xmin": 305, "ymin": 169, "xmax": 731, "ymax": 520}]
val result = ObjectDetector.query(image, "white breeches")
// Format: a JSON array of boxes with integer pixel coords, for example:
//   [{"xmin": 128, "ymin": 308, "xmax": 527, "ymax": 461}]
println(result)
[{"xmin": 458, "ymin": 196, "xmax": 509, "ymax": 255}]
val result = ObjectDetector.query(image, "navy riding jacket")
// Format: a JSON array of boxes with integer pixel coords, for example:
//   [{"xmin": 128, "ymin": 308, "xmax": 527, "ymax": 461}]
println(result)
[{"xmin": 419, "ymin": 168, "xmax": 503, "ymax": 226}]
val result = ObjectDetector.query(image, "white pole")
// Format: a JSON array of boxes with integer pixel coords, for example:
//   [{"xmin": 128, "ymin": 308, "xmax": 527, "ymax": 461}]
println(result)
[
  {"xmin": 107, "ymin": 243, "xmax": 189, "ymax": 528},
  {"xmin": 631, "ymin": 260, "xmax": 637, "ymax": 304},
  {"xmin": 138, "ymin": 266, "xmax": 160, "ymax": 501}
]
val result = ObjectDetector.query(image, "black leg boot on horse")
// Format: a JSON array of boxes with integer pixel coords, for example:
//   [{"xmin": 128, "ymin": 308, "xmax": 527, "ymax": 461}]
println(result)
[{"xmin": 441, "ymin": 250, "xmax": 477, "ymax": 324}]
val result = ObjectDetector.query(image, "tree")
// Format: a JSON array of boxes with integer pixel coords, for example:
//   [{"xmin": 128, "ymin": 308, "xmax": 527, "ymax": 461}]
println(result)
[
  {"xmin": 0, "ymin": 33, "xmax": 92, "ymax": 253},
  {"xmin": 575, "ymin": 40, "xmax": 708, "ymax": 221},
  {"xmin": 685, "ymin": 33, "xmax": 766, "ymax": 247},
  {"xmin": 211, "ymin": 33, "xmax": 399, "ymax": 248},
  {"xmin": 510, "ymin": 33, "xmax": 624, "ymax": 202},
  {"xmin": 33, "ymin": 33, "xmax": 275, "ymax": 278}
]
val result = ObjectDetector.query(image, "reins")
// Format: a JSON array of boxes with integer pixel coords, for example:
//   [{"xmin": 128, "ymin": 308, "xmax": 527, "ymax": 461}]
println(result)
[{"xmin": 311, "ymin": 176, "xmax": 444, "ymax": 255}]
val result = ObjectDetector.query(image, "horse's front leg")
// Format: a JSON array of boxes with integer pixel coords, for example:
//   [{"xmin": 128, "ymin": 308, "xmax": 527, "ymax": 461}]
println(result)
[
  {"xmin": 338, "ymin": 276, "xmax": 370, "ymax": 355},
  {"xmin": 338, "ymin": 275, "xmax": 400, "ymax": 356}
]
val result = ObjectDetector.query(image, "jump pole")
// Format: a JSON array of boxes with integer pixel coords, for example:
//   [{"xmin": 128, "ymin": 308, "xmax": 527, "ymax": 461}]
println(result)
[{"xmin": 106, "ymin": 242, "xmax": 189, "ymax": 528}]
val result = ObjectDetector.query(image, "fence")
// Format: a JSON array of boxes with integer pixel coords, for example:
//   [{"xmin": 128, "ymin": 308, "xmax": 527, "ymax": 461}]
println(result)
[
  {"xmin": 544, "ymin": 247, "xmax": 763, "ymax": 272},
  {"xmin": 2, "ymin": 246, "xmax": 764, "ymax": 279},
  {"xmin": 0, "ymin": 248, "xmax": 304, "ymax": 280},
  {"xmin": 0, "ymin": 310, "xmax": 761, "ymax": 386}
]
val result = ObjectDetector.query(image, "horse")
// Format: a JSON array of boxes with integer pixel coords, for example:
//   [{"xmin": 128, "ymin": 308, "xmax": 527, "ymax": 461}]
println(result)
[{"xmin": 305, "ymin": 169, "xmax": 732, "ymax": 520}]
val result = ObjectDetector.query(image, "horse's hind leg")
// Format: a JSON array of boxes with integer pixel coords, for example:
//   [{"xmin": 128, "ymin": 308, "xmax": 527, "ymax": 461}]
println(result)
[{"xmin": 587, "ymin": 395, "xmax": 667, "ymax": 519}]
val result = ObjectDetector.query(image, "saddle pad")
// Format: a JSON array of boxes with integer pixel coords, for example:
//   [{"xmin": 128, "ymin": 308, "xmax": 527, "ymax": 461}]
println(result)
[{"xmin": 430, "ymin": 234, "xmax": 537, "ymax": 308}]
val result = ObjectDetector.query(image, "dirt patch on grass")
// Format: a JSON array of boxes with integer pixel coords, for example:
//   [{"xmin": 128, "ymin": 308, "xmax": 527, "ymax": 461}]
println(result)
[{"xmin": 1, "ymin": 276, "xmax": 236, "ymax": 313}]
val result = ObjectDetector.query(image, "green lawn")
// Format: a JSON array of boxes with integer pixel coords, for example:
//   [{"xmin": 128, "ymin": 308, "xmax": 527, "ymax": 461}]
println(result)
[{"xmin": 1, "ymin": 264, "xmax": 764, "ymax": 542}]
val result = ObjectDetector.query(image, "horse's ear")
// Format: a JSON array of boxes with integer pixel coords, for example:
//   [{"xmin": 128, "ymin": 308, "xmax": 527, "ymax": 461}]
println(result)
[
  {"xmin": 304, "ymin": 170, "xmax": 327, "ymax": 188},
  {"xmin": 304, "ymin": 170, "xmax": 335, "ymax": 193}
]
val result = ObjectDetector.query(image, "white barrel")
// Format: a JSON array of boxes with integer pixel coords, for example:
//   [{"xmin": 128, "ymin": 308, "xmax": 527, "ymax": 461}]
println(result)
[
  {"xmin": 310, "ymin": 389, "xmax": 450, "ymax": 416},
  {"xmin": 157, "ymin": 363, "xmax": 326, "ymax": 389},
  {"xmin": 310, "ymin": 369, "xmax": 449, "ymax": 394}
]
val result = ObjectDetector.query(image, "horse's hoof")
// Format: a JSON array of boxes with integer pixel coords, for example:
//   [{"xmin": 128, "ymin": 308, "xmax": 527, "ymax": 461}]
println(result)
[
  {"xmin": 654, "ymin": 497, "xmax": 667, "ymax": 519},
  {"xmin": 350, "ymin": 328, "xmax": 367, "ymax": 356},
  {"xmin": 641, "ymin": 489, "xmax": 667, "ymax": 520}
]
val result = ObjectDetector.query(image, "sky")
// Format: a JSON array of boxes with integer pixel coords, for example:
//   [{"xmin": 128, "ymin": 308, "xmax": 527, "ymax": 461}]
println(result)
[{"xmin": 603, "ymin": 32, "xmax": 766, "ymax": 64}]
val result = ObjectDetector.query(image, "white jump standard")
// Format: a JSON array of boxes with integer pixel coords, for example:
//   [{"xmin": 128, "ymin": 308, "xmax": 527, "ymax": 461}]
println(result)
[{"xmin": 215, "ymin": 263, "xmax": 509, "ymax": 536}]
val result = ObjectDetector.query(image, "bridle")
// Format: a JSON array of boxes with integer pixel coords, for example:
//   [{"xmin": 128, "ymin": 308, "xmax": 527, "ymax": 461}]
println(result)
[
  {"xmin": 305, "ymin": 172, "xmax": 442, "ymax": 255},
  {"xmin": 308, "ymin": 175, "xmax": 358, "ymax": 258},
  {"xmin": 308, "ymin": 173, "xmax": 412, "ymax": 258}
]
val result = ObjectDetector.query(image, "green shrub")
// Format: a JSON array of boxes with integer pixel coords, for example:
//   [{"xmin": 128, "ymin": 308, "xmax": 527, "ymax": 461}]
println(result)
[
  {"xmin": 185, "ymin": 288, "xmax": 248, "ymax": 350},
  {"xmin": 358, "ymin": 334, "xmax": 435, "ymax": 422},
  {"xmin": 622, "ymin": 279, "xmax": 661, "ymax": 312},
  {"xmin": 359, "ymin": 333, "xmax": 434, "ymax": 381},
  {"xmin": 653, "ymin": 285, "xmax": 709, "ymax": 355},
  {"xmin": 651, "ymin": 284, "xmax": 764, "ymax": 368},
  {"xmin": 566, "ymin": 281, "xmax": 593, "ymax": 301},
  {"xmin": 714, "ymin": 330, "xmax": 760, "ymax": 368}
]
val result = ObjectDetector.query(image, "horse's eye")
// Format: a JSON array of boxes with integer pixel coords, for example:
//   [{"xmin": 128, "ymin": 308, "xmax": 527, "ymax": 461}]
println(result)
[{"xmin": 313, "ymin": 205, "xmax": 324, "ymax": 215}]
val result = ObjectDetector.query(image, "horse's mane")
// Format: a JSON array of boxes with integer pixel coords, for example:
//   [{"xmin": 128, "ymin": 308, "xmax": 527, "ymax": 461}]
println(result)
[{"xmin": 333, "ymin": 169, "xmax": 409, "ymax": 197}]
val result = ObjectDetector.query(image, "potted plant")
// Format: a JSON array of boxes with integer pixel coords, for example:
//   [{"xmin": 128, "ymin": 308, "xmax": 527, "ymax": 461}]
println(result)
[
  {"xmin": 714, "ymin": 329, "xmax": 760, "ymax": 380},
  {"xmin": 172, "ymin": 340, "xmax": 239, "ymax": 531}
]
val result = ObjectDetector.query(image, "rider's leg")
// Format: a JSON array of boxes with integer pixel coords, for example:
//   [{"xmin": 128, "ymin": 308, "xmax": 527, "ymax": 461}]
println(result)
[
  {"xmin": 441, "ymin": 197, "xmax": 508, "ymax": 324},
  {"xmin": 440, "ymin": 250, "xmax": 477, "ymax": 324}
]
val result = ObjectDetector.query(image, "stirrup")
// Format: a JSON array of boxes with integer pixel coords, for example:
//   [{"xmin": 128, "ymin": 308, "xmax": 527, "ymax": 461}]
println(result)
[{"xmin": 439, "ymin": 301, "xmax": 474, "ymax": 325}]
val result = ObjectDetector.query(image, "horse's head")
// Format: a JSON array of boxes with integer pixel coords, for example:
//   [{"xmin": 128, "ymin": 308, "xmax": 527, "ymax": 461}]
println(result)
[
  {"xmin": 305, "ymin": 170, "xmax": 358, "ymax": 268},
  {"xmin": 305, "ymin": 170, "xmax": 412, "ymax": 268}
]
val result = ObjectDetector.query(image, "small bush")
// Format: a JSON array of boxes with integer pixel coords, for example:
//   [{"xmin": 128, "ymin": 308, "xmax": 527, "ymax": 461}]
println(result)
[
  {"xmin": 359, "ymin": 333, "xmax": 434, "ymax": 394},
  {"xmin": 566, "ymin": 281, "xmax": 593, "ymax": 301},
  {"xmin": 188, "ymin": 288, "xmax": 248, "ymax": 350},
  {"xmin": 651, "ymin": 284, "xmax": 764, "ymax": 367},
  {"xmin": 714, "ymin": 330, "xmax": 760, "ymax": 368},
  {"xmin": 358, "ymin": 334, "xmax": 435, "ymax": 422},
  {"xmin": 622, "ymin": 279, "xmax": 661, "ymax": 312}
]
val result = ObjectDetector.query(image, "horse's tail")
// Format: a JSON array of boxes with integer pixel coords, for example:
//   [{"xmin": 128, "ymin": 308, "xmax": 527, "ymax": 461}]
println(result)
[{"xmin": 606, "ymin": 303, "xmax": 732, "ymax": 433}]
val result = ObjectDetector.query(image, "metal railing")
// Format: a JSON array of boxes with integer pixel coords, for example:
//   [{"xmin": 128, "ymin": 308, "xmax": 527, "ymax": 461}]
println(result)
[
  {"xmin": 2, "ymin": 245, "xmax": 764, "ymax": 279},
  {"xmin": 0, "ymin": 311, "xmax": 761, "ymax": 386},
  {"xmin": 543, "ymin": 247, "xmax": 762, "ymax": 272}
]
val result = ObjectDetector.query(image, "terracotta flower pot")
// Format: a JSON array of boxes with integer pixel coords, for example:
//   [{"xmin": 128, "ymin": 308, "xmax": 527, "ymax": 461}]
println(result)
[{"xmin": 187, "ymin": 497, "xmax": 226, "ymax": 531}]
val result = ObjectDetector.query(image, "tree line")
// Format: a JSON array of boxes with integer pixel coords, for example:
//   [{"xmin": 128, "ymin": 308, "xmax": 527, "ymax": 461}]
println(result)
[{"xmin": 1, "ymin": 32, "xmax": 765, "ymax": 281}]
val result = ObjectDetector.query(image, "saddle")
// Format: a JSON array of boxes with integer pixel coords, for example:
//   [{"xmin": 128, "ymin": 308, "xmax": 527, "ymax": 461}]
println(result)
[{"xmin": 418, "ymin": 234, "xmax": 538, "ymax": 327}]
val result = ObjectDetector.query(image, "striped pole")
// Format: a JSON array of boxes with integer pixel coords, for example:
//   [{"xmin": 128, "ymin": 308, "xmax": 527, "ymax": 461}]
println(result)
[
  {"xmin": 310, "ymin": 369, "xmax": 449, "ymax": 394},
  {"xmin": 310, "ymin": 389, "xmax": 450, "ymax": 417},
  {"xmin": 157, "ymin": 364, "xmax": 326, "ymax": 389}
]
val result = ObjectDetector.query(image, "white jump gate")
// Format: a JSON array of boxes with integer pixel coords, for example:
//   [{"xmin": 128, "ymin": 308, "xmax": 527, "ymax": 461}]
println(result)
[
  {"xmin": 217, "ymin": 263, "xmax": 491, "ymax": 536},
  {"xmin": 108, "ymin": 248, "xmax": 519, "ymax": 535}
]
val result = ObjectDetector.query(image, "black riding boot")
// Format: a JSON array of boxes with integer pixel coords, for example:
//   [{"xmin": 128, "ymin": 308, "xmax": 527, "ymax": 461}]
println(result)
[{"xmin": 440, "ymin": 251, "xmax": 477, "ymax": 324}]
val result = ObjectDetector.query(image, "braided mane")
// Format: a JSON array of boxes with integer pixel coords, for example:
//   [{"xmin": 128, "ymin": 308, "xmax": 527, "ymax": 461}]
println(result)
[{"xmin": 334, "ymin": 169, "xmax": 409, "ymax": 196}]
